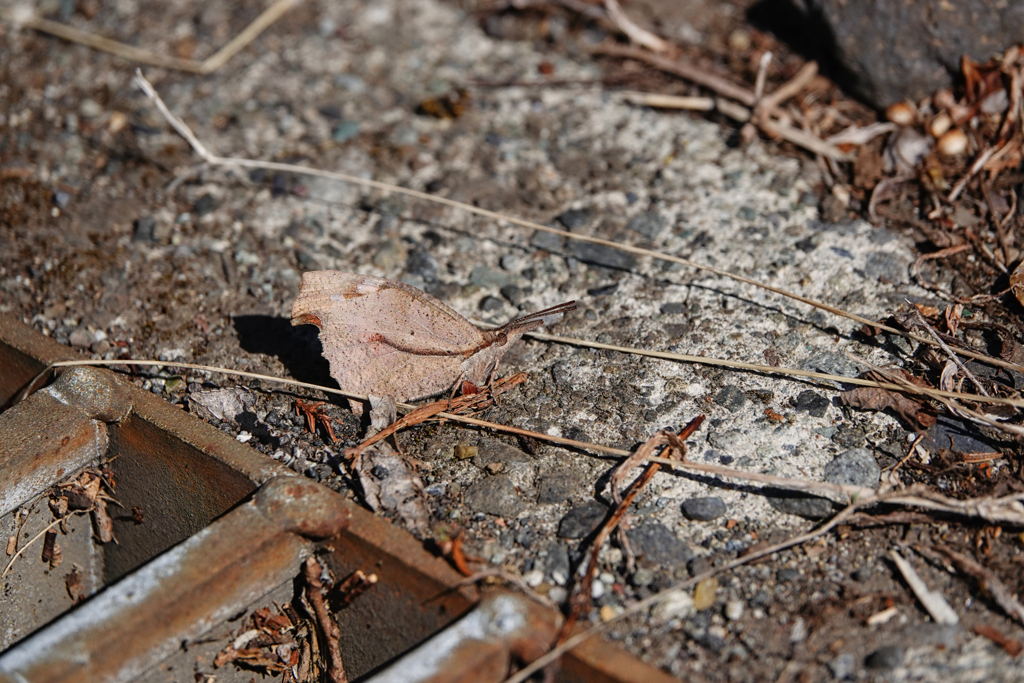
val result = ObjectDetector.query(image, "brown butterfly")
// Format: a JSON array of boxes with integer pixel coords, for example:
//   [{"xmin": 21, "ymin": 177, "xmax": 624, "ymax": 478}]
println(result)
[{"xmin": 291, "ymin": 271, "xmax": 576, "ymax": 404}]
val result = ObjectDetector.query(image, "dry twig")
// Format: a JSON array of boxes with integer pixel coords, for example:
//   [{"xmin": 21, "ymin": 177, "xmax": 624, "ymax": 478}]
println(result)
[
  {"xmin": 303, "ymin": 557, "xmax": 346, "ymax": 683},
  {"xmin": 888, "ymin": 548, "xmax": 959, "ymax": 625}
]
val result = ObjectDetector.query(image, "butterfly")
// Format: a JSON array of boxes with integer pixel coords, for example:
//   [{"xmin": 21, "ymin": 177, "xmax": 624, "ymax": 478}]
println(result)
[{"xmin": 291, "ymin": 271, "xmax": 576, "ymax": 404}]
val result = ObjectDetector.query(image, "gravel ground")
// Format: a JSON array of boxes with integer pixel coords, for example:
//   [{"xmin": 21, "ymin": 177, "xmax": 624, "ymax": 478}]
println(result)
[{"xmin": 3, "ymin": 0, "xmax": 1024, "ymax": 680}]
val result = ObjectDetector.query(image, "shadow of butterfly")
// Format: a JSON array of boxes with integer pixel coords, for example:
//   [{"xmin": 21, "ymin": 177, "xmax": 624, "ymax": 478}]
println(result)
[{"xmin": 291, "ymin": 271, "xmax": 576, "ymax": 406}]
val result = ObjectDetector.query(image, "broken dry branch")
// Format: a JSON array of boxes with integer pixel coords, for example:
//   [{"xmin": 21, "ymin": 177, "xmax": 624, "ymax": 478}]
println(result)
[{"xmin": 303, "ymin": 557, "xmax": 346, "ymax": 683}]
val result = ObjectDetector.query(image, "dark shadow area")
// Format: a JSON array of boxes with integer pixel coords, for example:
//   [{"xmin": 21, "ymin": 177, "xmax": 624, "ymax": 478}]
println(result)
[
  {"xmin": 746, "ymin": 0, "xmax": 869, "ymax": 109},
  {"xmin": 233, "ymin": 314, "xmax": 338, "ymax": 398}
]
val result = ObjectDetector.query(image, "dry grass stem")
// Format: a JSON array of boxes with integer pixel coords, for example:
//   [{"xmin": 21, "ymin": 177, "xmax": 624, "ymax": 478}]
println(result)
[
  {"xmin": 888, "ymin": 548, "xmax": 959, "ymax": 625},
  {"xmin": 133, "ymin": 70, "xmax": 1024, "ymax": 375},
  {"xmin": 1, "ymin": 0, "xmax": 299, "ymax": 74},
  {"xmin": 602, "ymin": 0, "xmax": 670, "ymax": 53}
]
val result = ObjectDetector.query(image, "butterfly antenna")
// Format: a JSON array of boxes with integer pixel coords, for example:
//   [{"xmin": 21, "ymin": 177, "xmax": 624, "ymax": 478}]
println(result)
[{"xmin": 503, "ymin": 301, "xmax": 578, "ymax": 332}]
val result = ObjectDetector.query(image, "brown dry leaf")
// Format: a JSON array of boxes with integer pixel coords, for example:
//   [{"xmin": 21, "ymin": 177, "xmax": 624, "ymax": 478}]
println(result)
[
  {"xmin": 41, "ymin": 530, "xmax": 62, "ymax": 568},
  {"xmin": 5, "ymin": 534, "xmax": 16, "ymax": 557},
  {"xmin": 417, "ymin": 88, "xmax": 470, "ymax": 119},
  {"xmin": 48, "ymin": 495, "xmax": 68, "ymax": 518},
  {"xmin": 839, "ymin": 371, "xmax": 937, "ymax": 430},
  {"xmin": 1011, "ymin": 260, "xmax": 1024, "ymax": 308},
  {"xmin": 63, "ymin": 471, "xmax": 103, "ymax": 510},
  {"xmin": 92, "ymin": 498, "xmax": 115, "ymax": 544},
  {"xmin": 65, "ymin": 565, "xmax": 84, "ymax": 601}
]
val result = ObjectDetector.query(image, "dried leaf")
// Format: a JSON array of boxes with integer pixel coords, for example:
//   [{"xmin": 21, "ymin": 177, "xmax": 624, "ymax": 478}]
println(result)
[
  {"xmin": 5, "ymin": 534, "xmax": 16, "ymax": 557},
  {"xmin": 839, "ymin": 385, "xmax": 937, "ymax": 430},
  {"xmin": 41, "ymin": 530, "xmax": 62, "ymax": 568},
  {"xmin": 1011, "ymin": 260, "xmax": 1024, "ymax": 309},
  {"xmin": 92, "ymin": 498, "xmax": 115, "ymax": 544},
  {"xmin": 65, "ymin": 565, "xmax": 84, "ymax": 601}
]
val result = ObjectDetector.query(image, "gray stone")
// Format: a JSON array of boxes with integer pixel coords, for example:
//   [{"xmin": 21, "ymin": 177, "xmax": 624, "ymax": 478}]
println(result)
[
  {"xmin": 687, "ymin": 555, "xmax": 710, "ymax": 577},
  {"xmin": 472, "ymin": 438, "xmax": 530, "ymax": 469},
  {"xmin": 557, "ymin": 502, "xmax": 607, "ymax": 538},
  {"xmin": 767, "ymin": 493, "xmax": 834, "ymax": 519},
  {"xmin": 68, "ymin": 328, "xmax": 93, "ymax": 348},
  {"xmin": 626, "ymin": 210, "xmax": 666, "ymax": 239},
  {"xmin": 865, "ymin": 645, "xmax": 904, "ymax": 670},
  {"xmin": 829, "ymin": 653, "xmax": 857, "ymax": 680},
  {"xmin": 372, "ymin": 238, "xmax": 407, "ymax": 271},
  {"xmin": 865, "ymin": 251, "xmax": 907, "ymax": 283},
  {"xmin": 544, "ymin": 543, "xmax": 570, "ymax": 579},
  {"xmin": 708, "ymin": 429, "xmax": 744, "ymax": 452},
  {"xmin": 537, "ymin": 467, "xmax": 583, "ymax": 504},
  {"xmin": 500, "ymin": 284, "xmax": 526, "ymax": 306},
  {"xmin": 660, "ymin": 302, "xmax": 686, "ymax": 315},
  {"xmin": 794, "ymin": 0, "xmax": 1024, "ymax": 108},
  {"xmin": 923, "ymin": 415, "xmax": 998, "ymax": 454},
  {"xmin": 463, "ymin": 476, "xmax": 521, "ymax": 517},
  {"xmin": 530, "ymin": 229, "xmax": 565, "ymax": 252},
  {"xmin": 556, "ymin": 208, "xmax": 591, "ymax": 230},
  {"xmin": 479, "ymin": 296, "xmax": 504, "ymax": 312},
  {"xmin": 682, "ymin": 496, "xmax": 727, "ymax": 521},
  {"xmin": 332, "ymin": 121, "xmax": 360, "ymax": 142},
  {"xmin": 132, "ymin": 217, "xmax": 157, "ymax": 243},
  {"xmin": 193, "ymin": 193, "xmax": 219, "ymax": 216},
  {"xmin": 714, "ymin": 386, "xmax": 747, "ymax": 413},
  {"xmin": 625, "ymin": 522, "xmax": 693, "ymax": 566},
  {"xmin": 824, "ymin": 448, "xmax": 881, "ymax": 488},
  {"xmin": 777, "ymin": 567, "xmax": 800, "ymax": 582},
  {"xmin": 629, "ymin": 567, "xmax": 655, "ymax": 587},
  {"xmin": 469, "ymin": 265, "xmax": 512, "ymax": 289},
  {"xmin": 792, "ymin": 390, "xmax": 830, "ymax": 417},
  {"xmin": 405, "ymin": 247, "xmax": 439, "ymax": 280},
  {"xmin": 567, "ymin": 242, "xmax": 637, "ymax": 271}
]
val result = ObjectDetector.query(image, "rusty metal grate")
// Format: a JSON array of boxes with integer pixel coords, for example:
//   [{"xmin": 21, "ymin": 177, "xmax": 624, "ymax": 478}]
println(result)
[{"xmin": 0, "ymin": 313, "xmax": 671, "ymax": 683}]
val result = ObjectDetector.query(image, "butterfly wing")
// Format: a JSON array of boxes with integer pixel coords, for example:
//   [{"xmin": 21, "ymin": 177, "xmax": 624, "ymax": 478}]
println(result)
[{"xmin": 292, "ymin": 271, "xmax": 487, "ymax": 401}]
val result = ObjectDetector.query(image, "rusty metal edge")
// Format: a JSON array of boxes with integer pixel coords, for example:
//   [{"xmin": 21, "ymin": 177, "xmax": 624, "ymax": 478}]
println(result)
[
  {"xmin": 0, "ymin": 314, "xmax": 679, "ymax": 683},
  {"xmin": 0, "ymin": 312, "xmax": 291, "ymax": 486}
]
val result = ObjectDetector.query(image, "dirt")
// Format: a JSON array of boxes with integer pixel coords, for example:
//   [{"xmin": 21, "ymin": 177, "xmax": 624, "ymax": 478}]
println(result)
[{"xmin": 3, "ymin": 0, "xmax": 1024, "ymax": 681}]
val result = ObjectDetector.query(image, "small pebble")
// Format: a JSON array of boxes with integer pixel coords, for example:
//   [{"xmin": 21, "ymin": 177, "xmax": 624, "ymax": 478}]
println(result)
[
  {"xmin": 599, "ymin": 604, "xmax": 618, "ymax": 622},
  {"xmin": 523, "ymin": 569, "xmax": 544, "ymax": 588},
  {"xmin": 630, "ymin": 568, "xmax": 654, "ymax": 587},
  {"xmin": 455, "ymin": 444, "xmax": 477, "ymax": 459},
  {"xmin": 789, "ymin": 616, "xmax": 808, "ymax": 643},
  {"xmin": 68, "ymin": 328, "xmax": 92, "ymax": 348},
  {"xmin": 548, "ymin": 586, "xmax": 568, "ymax": 603},
  {"xmin": 682, "ymin": 496, "xmax": 727, "ymax": 521},
  {"xmin": 591, "ymin": 580, "xmax": 604, "ymax": 599},
  {"xmin": 865, "ymin": 645, "xmax": 904, "ymax": 670},
  {"xmin": 724, "ymin": 600, "xmax": 745, "ymax": 621},
  {"xmin": 652, "ymin": 590, "xmax": 694, "ymax": 623},
  {"xmin": 693, "ymin": 577, "xmax": 718, "ymax": 610}
]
